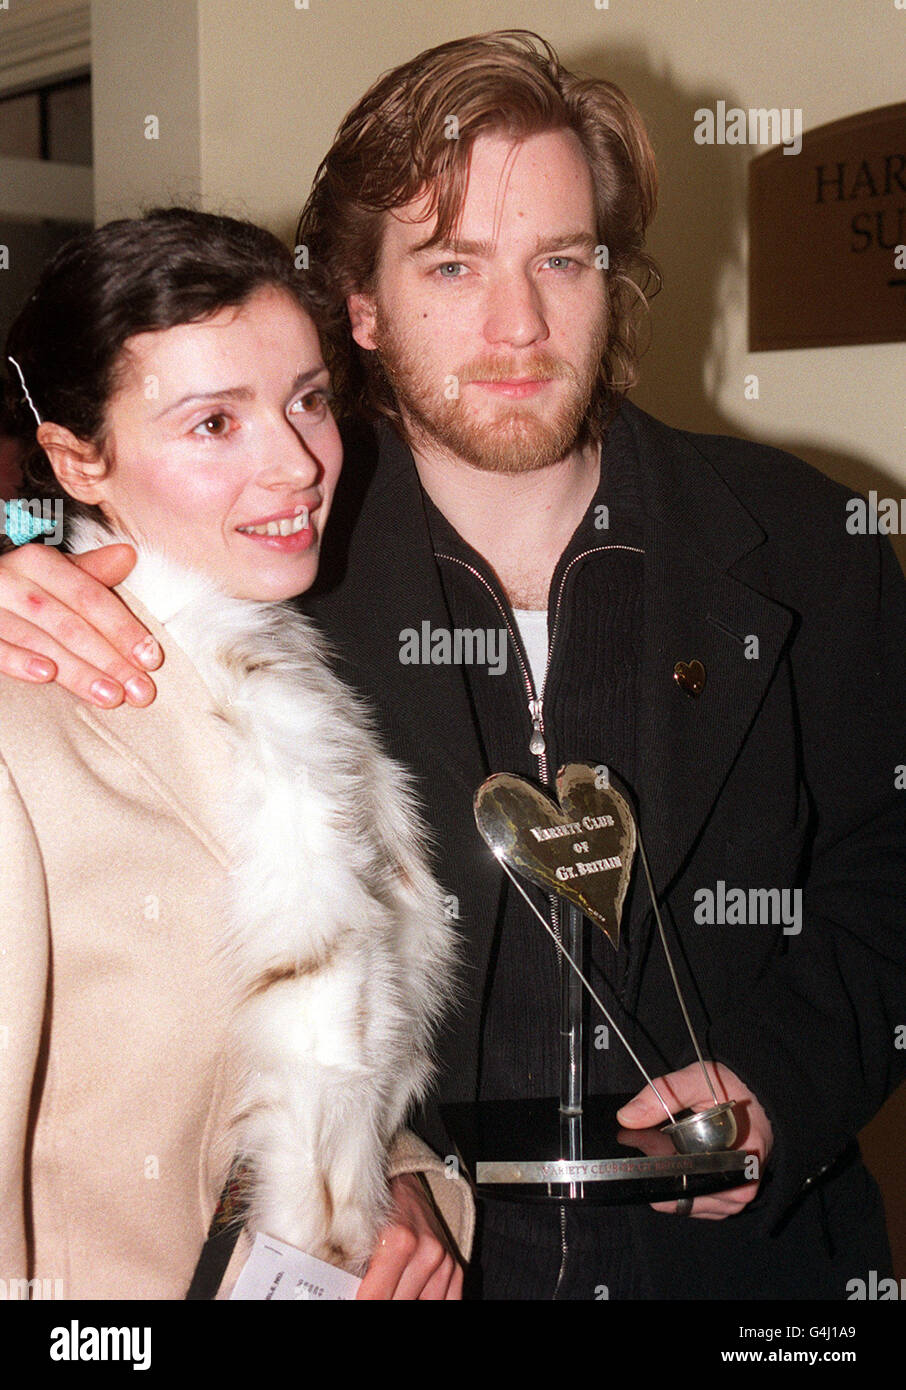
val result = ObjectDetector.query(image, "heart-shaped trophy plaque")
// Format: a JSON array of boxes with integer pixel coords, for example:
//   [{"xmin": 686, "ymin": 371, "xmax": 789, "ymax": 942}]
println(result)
[{"xmin": 474, "ymin": 763, "xmax": 636, "ymax": 950}]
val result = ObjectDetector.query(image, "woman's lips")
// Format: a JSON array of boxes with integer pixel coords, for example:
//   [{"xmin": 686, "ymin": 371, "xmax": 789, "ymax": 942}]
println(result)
[
  {"xmin": 235, "ymin": 502, "xmax": 319, "ymax": 552},
  {"xmin": 237, "ymin": 525, "xmax": 316, "ymax": 553}
]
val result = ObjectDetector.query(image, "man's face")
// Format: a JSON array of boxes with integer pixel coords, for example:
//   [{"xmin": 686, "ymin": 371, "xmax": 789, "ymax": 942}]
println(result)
[{"xmin": 348, "ymin": 128, "xmax": 608, "ymax": 474}]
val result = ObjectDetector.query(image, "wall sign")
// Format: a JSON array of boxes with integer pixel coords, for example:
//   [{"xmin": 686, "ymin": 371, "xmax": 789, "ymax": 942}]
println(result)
[{"xmin": 749, "ymin": 103, "xmax": 905, "ymax": 350}]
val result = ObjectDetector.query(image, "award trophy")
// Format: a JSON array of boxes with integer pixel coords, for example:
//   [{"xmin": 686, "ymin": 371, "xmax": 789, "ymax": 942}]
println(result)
[{"xmin": 443, "ymin": 763, "xmax": 750, "ymax": 1203}]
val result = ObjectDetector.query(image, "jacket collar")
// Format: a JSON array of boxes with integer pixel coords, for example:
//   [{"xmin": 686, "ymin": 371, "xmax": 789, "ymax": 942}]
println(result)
[
  {"xmin": 621, "ymin": 400, "xmax": 766, "ymax": 570},
  {"xmin": 361, "ymin": 399, "xmax": 766, "ymax": 562},
  {"xmin": 613, "ymin": 403, "xmax": 793, "ymax": 942}
]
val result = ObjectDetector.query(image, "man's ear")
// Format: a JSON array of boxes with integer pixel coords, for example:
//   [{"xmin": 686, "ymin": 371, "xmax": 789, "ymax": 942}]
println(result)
[
  {"xmin": 36, "ymin": 423, "xmax": 108, "ymax": 504},
  {"xmin": 347, "ymin": 292, "xmax": 378, "ymax": 351}
]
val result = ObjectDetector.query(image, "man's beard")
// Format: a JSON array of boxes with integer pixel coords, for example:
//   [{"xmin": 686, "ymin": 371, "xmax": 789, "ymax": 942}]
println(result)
[{"xmin": 371, "ymin": 307, "xmax": 608, "ymax": 474}]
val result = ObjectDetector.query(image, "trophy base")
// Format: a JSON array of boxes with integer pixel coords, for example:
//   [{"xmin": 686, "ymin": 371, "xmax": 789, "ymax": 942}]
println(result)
[{"xmin": 441, "ymin": 1095, "xmax": 752, "ymax": 1204}]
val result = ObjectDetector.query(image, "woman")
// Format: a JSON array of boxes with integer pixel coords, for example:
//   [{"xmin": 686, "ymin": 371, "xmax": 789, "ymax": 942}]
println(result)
[{"xmin": 0, "ymin": 208, "xmax": 469, "ymax": 1299}]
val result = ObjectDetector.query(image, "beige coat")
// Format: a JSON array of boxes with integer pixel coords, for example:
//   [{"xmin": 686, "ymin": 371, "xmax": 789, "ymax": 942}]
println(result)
[{"xmin": 0, "ymin": 586, "xmax": 472, "ymax": 1299}]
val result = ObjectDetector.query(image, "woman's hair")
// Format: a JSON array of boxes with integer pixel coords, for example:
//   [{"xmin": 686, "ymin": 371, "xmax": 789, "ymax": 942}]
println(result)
[
  {"xmin": 297, "ymin": 29, "xmax": 660, "ymax": 435},
  {"xmin": 3, "ymin": 206, "xmax": 326, "ymax": 526}
]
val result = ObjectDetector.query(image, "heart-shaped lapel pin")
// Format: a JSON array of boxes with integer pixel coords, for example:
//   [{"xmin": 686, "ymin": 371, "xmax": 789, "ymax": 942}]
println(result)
[
  {"xmin": 473, "ymin": 763, "xmax": 637, "ymax": 950},
  {"xmin": 674, "ymin": 658, "xmax": 706, "ymax": 697}
]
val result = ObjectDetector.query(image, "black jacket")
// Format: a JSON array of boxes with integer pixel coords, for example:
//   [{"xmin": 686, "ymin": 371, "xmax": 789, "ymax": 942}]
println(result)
[{"xmin": 303, "ymin": 400, "xmax": 906, "ymax": 1298}]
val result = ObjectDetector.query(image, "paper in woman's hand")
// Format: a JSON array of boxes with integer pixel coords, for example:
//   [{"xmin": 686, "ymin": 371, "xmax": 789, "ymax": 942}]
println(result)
[{"xmin": 229, "ymin": 1232, "xmax": 362, "ymax": 1301}]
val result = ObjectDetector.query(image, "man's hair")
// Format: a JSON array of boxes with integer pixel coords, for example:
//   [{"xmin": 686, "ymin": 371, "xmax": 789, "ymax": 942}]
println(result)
[{"xmin": 297, "ymin": 29, "xmax": 659, "ymax": 435}]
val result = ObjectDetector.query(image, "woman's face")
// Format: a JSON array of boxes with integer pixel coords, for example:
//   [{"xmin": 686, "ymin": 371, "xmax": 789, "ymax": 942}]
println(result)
[{"xmin": 91, "ymin": 286, "xmax": 342, "ymax": 601}]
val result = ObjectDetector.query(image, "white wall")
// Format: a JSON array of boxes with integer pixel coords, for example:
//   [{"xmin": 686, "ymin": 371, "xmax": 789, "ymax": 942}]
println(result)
[{"xmin": 92, "ymin": 0, "xmax": 201, "ymax": 218}]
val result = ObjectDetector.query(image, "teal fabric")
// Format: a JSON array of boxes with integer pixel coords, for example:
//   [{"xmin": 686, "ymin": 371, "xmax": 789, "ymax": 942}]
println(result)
[{"xmin": 3, "ymin": 499, "xmax": 55, "ymax": 545}]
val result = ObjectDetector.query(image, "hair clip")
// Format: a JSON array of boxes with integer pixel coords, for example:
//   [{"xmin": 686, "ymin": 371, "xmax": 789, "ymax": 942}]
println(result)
[{"xmin": 7, "ymin": 356, "xmax": 43, "ymax": 427}]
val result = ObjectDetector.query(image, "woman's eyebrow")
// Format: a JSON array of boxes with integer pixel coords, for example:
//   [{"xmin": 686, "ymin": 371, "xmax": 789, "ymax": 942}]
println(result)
[
  {"xmin": 154, "ymin": 368, "xmax": 327, "ymax": 419},
  {"xmin": 288, "ymin": 366, "xmax": 330, "ymax": 392},
  {"xmin": 154, "ymin": 385, "xmax": 255, "ymax": 419}
]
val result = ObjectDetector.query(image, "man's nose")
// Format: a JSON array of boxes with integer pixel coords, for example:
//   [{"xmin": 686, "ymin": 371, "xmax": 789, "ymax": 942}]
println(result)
[{"xmin": 483, "ymin": 273, "xmax": 549, "ymax": 348}]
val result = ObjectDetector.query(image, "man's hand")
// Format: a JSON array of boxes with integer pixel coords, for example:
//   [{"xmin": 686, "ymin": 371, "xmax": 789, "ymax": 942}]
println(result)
[
  {"xmin": 0, "ymin": 542, "xmax": 161, "ymax": 706},
  {"xmin": 616, "ymin": 1061, "xmax": 773, "ymax": 1219},
  {"xmin": 356, "ymin": 1172, "xmax": 463, "ymax": 1300}
]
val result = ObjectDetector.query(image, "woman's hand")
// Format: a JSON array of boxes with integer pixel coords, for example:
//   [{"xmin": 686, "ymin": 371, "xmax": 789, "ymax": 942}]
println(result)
[
  {"xmin": 356, "ymin": 1173, "xmax": 464, "ymax": 1300},
  {"xmin": 0, "ymin": 541, "xmax": 161, "ymax": 705}
]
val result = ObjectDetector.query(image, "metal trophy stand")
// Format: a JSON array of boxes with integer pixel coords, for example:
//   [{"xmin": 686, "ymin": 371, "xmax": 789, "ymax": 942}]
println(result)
[{"xmin": 442, "ymin": 764, "xmax": 749, "ymax": 1204}]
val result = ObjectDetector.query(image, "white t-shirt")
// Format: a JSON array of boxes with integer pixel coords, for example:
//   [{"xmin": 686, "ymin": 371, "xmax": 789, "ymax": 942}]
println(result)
[{"xmin": 512, "ymin": 607, "xmax": 549, "ymax": 696}]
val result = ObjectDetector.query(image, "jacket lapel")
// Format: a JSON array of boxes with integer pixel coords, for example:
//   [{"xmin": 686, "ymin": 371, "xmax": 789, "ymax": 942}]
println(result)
[
  {"xmin": 622, "ymin": 404, "xmax": 795, "ymax": 938},
  {"xmin": 73, "ymin": 589, "xmax": 236, "ymax": 870}
]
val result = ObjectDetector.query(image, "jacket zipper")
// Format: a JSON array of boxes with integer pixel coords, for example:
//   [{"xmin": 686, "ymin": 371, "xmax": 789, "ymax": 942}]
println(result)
[
  {"xmin": 436, "ymin": 545, "xmax": 642, "ymax": 768},
  {"xmin": 435, "ymin": 552, "xmax": 550, "ymax": 771},
  {"xmin": 437, "ymin": 543, "xmax": 643, "ymax": 1301}
]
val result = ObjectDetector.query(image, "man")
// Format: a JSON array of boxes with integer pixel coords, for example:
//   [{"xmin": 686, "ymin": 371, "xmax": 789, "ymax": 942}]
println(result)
[{"xmin": 2, "ymin": 32, "xmax": 905, "ymax": 1299}]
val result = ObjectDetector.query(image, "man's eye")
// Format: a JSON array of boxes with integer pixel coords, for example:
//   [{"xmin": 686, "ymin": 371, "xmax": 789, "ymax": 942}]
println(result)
[
  {"xmin": 544, "ymin": 256, "xmax": 575, "ymax": 271},
  {"xmin": 193, "ymin": 413, "xmax": 231, "ymax": 437},
  {"xmin": 289, "ymin": 389, "xmax": 331, "ymax": 421},
  {"xmin": 436, "ymin": 262, "xmax": 466, "ymax": 279}
]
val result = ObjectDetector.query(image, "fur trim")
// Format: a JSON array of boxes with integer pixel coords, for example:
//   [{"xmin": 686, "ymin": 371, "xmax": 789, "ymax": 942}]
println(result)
[{"xmin": 68, "ymin": 518, "xmax": 455, "ymax": 1273}]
